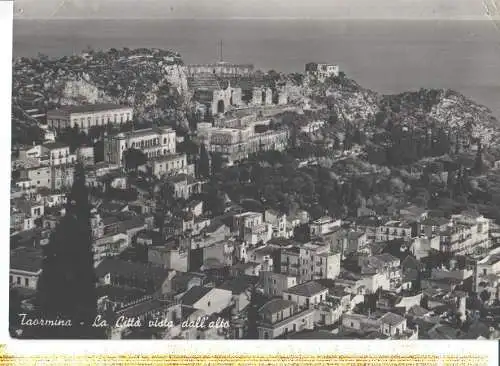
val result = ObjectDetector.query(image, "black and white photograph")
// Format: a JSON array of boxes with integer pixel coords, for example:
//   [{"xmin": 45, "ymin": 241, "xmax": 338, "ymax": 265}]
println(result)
[{"xmin": 7, "ymin": 0, "xmax": 500, "ymax": 341}]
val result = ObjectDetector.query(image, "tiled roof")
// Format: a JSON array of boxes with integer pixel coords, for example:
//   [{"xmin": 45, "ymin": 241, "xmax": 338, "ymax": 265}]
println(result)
[
  {"xmin": 407, "ymin": 305, "xmax": 430, "ymax": 317},
  {"xmin": 285, "ymin": 281, "xmax": 327, "ymax": 297},
  {"xmin": 259, "ymin": 298, "xmax": 296, "ymax": 315},
  {"xmin": 42, "ymin": 142, "xmax": 69, "ymax": 150},
  {"xmin": 95, "ymin": 258, "xmax": 170, "ymax": 287},
  {"xmin": 180, "ymin": 286, "xmax": 212, "ymax": 306},
  {"xmin": 232, "ymin": 262, "xmax": 260, "ymax": 271},
  {"xmin": 379, "ymin": 312, "xmax": 406, "ymax": 326},
  {"xmin": 217, "ymin": 276, "xmax": 258, "ymax": 294},
  {"xmin": 10, "ymin": 247, "xmax": 43, "ymax": 273}
]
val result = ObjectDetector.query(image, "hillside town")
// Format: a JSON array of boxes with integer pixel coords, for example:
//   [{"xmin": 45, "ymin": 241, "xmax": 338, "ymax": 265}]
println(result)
[{"xmin": 9, "ymin": 48, "xmax": 500, "ymax": 340}]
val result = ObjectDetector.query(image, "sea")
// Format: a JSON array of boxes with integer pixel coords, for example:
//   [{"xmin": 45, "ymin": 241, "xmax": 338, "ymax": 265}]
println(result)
[{"xmin": 12, "ymin": 18, "xmax": 500, "ymax": 118}]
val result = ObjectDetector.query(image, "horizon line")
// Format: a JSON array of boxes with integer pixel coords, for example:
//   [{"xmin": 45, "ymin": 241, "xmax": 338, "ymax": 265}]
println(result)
[{"xmin": 14, "ymin": 16, "xmax": 494, "ymax": 21}]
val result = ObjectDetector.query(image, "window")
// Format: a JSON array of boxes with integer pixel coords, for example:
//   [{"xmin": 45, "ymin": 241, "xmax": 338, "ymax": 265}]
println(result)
[
  {"xmin": 24, "ymin": 278, "xmax": 29, "ymax": 287},
  {"xmin": 16, "ymin": 277, "xmax": 21, "ymax": 285},
  {"xmin": 264, "ymin": 332, "xmax": 269, "ymax": 339},
  {"xmin": 288, "ymin": 295, "xmax": 292, "ymax": 301},
  {"xmin": 207, "ymin": 301, "xmax": 211, "ymax": 307}
]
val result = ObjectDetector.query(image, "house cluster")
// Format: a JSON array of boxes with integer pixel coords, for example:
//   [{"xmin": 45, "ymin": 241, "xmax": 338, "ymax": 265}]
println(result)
[{"xmin": 9, "ymin": 56, "xmax": 500, "ymax": 341}]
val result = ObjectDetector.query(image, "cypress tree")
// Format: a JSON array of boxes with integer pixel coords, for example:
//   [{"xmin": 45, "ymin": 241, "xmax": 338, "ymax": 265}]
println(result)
[
  {"xmin": 37, "ymin": 163, "xmax": 100, "ymax": 339},
  {"xmin": 245, "ymin": 286, "xmax": 260, "ymax": 339},
  {"xmin": 473, "ymin": 142, "xmax": 484, "ymax": 175},
  {"xmin": 197, "ymin": 143, "xmax": 211, "ymax": 178}
]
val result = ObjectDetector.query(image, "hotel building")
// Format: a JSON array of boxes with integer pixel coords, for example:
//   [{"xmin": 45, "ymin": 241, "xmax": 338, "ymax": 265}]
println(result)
[
  {"xmin": 47, "ymin": 104, "xmax": 133, "ymax": 132},
  {"xmin": 104, "ymin": 127, "xmax": 177, "ymax": 165}
]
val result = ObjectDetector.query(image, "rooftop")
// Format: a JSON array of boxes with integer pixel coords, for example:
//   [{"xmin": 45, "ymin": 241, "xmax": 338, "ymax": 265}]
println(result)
[
  {"xmin": 48, "ymin": 103, "xmax": 131, "ymax": 115},
  {"xmin": 42, "ymin": 142, "xmax": 69, "ymax": 150},
  {"xmin": 285, "ymin": 281, "xmax": 327, "ymax": 297},
  {"xmin": 379, "ymin": 312, "xmax": 406, "ymax": 326},
  {"xmin": 259, "ymin": 298, "xmax": 296, "ymax": 315},
  {"xmin": 217, "ymin": 275, "xmax": 259, "ymax": 294},
  {"xmin": 10, "ymin": 247, "xmax": 43, "ymax": 273},
  {"xmin": 180, "ymin": 286, "xmax": 213, "ymax": 306},
  {"xmin": 95, "ymin": 258, "xmax": 170, "ymax": 288}
]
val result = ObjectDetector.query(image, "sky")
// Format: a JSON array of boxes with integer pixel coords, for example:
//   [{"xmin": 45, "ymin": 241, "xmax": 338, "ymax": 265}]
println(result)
[{"xmin": 13, "ymin": 0, "xmax": 496, "ymax": 20}]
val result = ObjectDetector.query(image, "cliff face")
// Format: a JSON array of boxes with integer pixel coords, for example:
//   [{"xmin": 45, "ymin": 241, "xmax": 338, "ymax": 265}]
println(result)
[
  {"xmin": 306, "ymin": 76, "xmax": 380, "ymax": 123},
  {"xmin": 164, "ymin": 65, "xmax": 189, "ymax": 93},
  {"xmin": 428, "ymin": 90, "xmax": 499, "ymax": 144},
  {"xmin": 324, "ymin": 86, "xmax": 380, "ymax": 123}
]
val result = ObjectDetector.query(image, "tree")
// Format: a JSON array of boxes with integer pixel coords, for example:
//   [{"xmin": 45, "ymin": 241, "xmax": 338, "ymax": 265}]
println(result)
[
  {"xmin": 36, "ymin": 163, "xmax": 102, "ymax": 339},
  {"xmin": 197, "ymin": 143, "xmax": 211, "ymax": 178},
  {"xmin": 245, "ymin": 286, "xmax": 260, "ymax": 339},
  {"xmin": 123, "ymin": 148, "xmax": 147, "ymax": 172},
  {"xmin": 211, "ymin": 152, "xmax": 224, "ymax": 176},
  {"xmin": 473, "ymin": 142, "xmax": 485, "ymax": 175}
]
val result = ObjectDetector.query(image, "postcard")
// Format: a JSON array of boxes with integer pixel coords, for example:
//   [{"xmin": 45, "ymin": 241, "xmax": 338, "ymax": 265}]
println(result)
[{"xmin": 2, "ymin": 0, "xmax": 500, "ymax": 364}]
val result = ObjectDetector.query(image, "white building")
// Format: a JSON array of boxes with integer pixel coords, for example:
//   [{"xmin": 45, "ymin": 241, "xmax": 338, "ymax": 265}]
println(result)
[
  {"xmin": 264, "ymin": 209, "xmax": 289, "ymax": 239},
  {"xmin": 310, "ymin": 216, "xmax": 341, "ymax": 237},
  {"xmin": 47, "ymin": 104, "xmax": 133, "ymax": 132},
  {"xmin": 260, "ymin": 271, "xmax": 298, "ymax": 297},
  {"xmin": 104, "ymin": 127, "xmax": 177, "ymax": 165},
  {"xmin": 376, "ymin": 220, "xmax": 412, "ymax": 242},
  {"xmin": 305, "ymin": 62, "xmax": 340, "ymax": 82},
  {"xmin": 440, "ymin": 214, "xmax": 490, "ymax": 255},
  {"xmin": 282, "ymin": 281, "xmax": 329, "ymax": 309}
]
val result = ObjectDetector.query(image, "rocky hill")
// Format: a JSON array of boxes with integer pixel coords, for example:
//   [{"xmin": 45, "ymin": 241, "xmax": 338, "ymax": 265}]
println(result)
[{"xmin": 12, "ymin": 48, "xmax": 186, "ymax": 127}]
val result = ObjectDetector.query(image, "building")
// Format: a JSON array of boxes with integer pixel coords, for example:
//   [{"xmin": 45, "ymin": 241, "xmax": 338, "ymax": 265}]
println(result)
[
  {"xmin": 17, "ymin": 166, "xmax": 52, "ymax": 191},
  {"xmin": 439, "ymin": 214, "xmax": 490, "ymax": 255},
  {"xmin": 257, "ymin": 299, "xmax": 315, "ymax": 339},
  {"xmin": 280, "ymin": 245, "xmax": 341, "ymax": 284},
  {"xmin": 199, "ymin": 124, "xmax": 289, "ymax": 164},
  {"xmin": 95, "ymin": 258, "xmax": 174, "ymax": 295},
  {"xmin": 230, "ymin": 262, "xmax": 262, "ymax": 277},
  {"xmin": 76, "ymin": 146, "xmax": 95, "ymax": 166},
  {"xmin": 17, "ymin": 142, "xmax": 76, "ymax": 167},
  {"xmin": 47, "ymin": 104, "xmax": 133, "ymax": 132},
  {"xmin": 359, "ymin": 253, "xmax": 401, "ymax": 290},
  {"xmin": 165, "ymin": 174, "xmax": 205, "ymax": 200},
  {"xmin": 146, "ymin": 153, "xmax": 193, "ymax": 179},
  {"xmin": 475, "ymin": 248, "xmax": 500, "ymax": 298},
  {"xmin": 260, "ymin": 271, "xmax": 298, "ymax": 297},
  {"xmin": 180, "ymin": 286, "xmax": 233, "ymax": 316},
  {"xmin": 148, "ymin": 244, "xmax": 189, "ymax": 272},
  {"xmin": 42, "ymin": 142, "xmax": 76, "ymax": 166},
  {"xmin": 10, "ymin": 247, "xmax": 43, "ymax": 290},
  {"xmin": 187, "ymin": 62, "xmax": 254, "ymax": 77},
  {"xmin": 264, "ymin": 209, "xmax": 289, "ymax": 239},
  {"xmin": 305, "ymin": 63, "xmax": 340, "ymax": 82},
  {"xmin": 310, "ymin": 216, "xmax": 342, "ymax": 237},
  {"xmin": 104, "ymin": 127, "xmax": 177, "ymax": 165},
  {"xmin": 376, "ymin": 220, "xmax": 412, "ymax": 242},
  {"xmin": 233, "ymin": 212, "xmax": 263, "ymax": 237},
  {"xmin": 282, "ymin": 281, "xmax": 329, "ymax": 309},
  {"xmin": 410, "ymin": 236, "xmax": 441, "ymax": 260},
  {"xmin": 344, "ymin": 231, "xmax": 368, "ymax": 255},
  {"xmin": 378, "ymin": 312, "xmax": 412, "ymax": 338}
]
